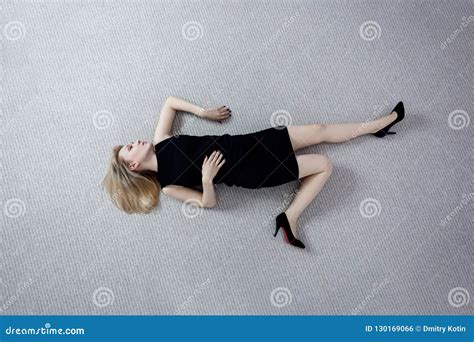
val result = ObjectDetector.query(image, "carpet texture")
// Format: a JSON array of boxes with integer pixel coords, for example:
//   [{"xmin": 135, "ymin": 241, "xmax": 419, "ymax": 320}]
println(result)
[{"xmin": 1, "ymin": 0, "xmax": 472, "ymax": 315}]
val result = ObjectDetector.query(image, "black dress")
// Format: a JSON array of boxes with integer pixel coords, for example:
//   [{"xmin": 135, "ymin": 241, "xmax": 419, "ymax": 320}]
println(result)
[{"xmin": 154, "ymin": 125, "xmax": 299, "ymax": 189}]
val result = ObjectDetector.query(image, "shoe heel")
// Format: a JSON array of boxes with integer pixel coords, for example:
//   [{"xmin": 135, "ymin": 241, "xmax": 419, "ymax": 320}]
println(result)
[
  {"xmin": 372, "ymin": 101, "xmax": 404, "ymax": 138},
  {"xmin": 274, "ymin": 212, "xmax": 306, "ymax": 249},
  {"xmin": 273, "ymin": 224, "xmax": 281, "ymax": 237}
]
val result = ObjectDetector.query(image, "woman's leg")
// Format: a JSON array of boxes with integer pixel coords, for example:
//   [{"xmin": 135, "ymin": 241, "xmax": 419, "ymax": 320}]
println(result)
[
  {"xmin": 284, "ymin": 154, "xmax": 333, "ymax": 237},
  {"xmin": 287, "ymin": 112, "xmax": 397, "ymax": 151}
]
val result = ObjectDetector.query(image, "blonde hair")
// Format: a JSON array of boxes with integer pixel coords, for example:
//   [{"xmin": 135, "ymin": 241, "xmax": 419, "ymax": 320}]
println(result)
[{"xmin": 101, "ymin": 145, "xmax": 161, "ymax": 214}]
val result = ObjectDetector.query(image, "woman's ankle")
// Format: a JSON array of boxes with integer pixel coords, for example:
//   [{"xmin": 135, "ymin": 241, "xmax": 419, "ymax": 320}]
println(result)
[{"xmin": 284, "ymin": 210, "xmax": 298, "ymax": 223}]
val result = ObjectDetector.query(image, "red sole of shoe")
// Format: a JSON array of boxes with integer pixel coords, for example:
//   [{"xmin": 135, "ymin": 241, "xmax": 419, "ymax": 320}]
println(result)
[{"xmin": 281, "ymin": 227, "xmax": 290, "ymax": 244}]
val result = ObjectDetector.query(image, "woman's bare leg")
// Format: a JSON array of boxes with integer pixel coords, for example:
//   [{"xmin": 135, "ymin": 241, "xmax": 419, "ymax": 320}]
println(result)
[
  {"xmin": 284, "ymin": 154, "xmax": 333, "ymax": 237},
  {"xmin": 282, "ymin": 111, "xmax": 397, "ymax": 236},
  {"xmin": 288, "ymin": 112, "xmax": 397, "ymax": 151}
]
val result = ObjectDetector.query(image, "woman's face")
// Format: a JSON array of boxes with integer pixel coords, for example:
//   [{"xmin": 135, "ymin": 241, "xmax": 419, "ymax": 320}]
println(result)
[{"xmin": 119, "ymin": 139, "xmax": 152, "ymax": 171}]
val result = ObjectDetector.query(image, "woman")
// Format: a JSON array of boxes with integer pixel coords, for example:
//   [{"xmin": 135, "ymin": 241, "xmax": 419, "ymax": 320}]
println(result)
[{"xmin": 101, "ymin": 96, "xmax": 404, "ymax": 249}]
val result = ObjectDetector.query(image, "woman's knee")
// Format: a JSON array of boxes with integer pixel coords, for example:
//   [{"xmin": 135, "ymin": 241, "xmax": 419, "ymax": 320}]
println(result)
[
  {"xmin": 296, "ymin": 154, "xmax": 334, "ymax": 178},
  {"xmin": 325, "ymin": 156, "xmax": 334, "ymax": 174},
  {"xmin": 320, "ymin": 155, "xmax": 334, "ymax": 175}
]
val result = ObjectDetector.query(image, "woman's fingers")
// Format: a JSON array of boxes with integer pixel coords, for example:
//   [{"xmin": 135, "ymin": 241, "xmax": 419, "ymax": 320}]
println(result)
[
  {"xmin": 207, "ymin": 151, "xmax": 216, "ymax": 164},
  {"xmin": 203, "ymin": 151, "xmax": 225, "ymax": 180},
  {"xmin": 209, "ymin": 150, "xmax": 224, "ymax": 164},
  {"xmin": 218, "ymin": 106, "xmax": 231, "ymax": 114},
  {"xmin": 213, "ymin": 151, "xmax": 222, "ymax": 164},
  {"xmin": 215, "ymin": 152, "xmax": 223, "ymax": 165},
  {"xmin": 211, "ymin": 151, "xmax": 219, "ymax": 162}
]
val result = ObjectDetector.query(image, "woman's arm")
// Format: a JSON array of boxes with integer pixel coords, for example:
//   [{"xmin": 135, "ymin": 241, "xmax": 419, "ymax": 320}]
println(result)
[
  {"xmin": 162, "ymin": 181, "xmax": 216, "ymax": 208},
  {"xmin": 154, "ymin": 96, "xmax": 231, "ymax": 142},
  {"xmin": 168, "ymin": 96, "xmax": 232, "ymax": 121},
  {"xmin": 154, "ymin": 96, "xmax": 200, "ymax": 140},
  {"xmin": 200, "ymin": 150, "xmax": 224, "ymax": 207},
  {"xmin": 201, "ymin": 178, "xmax": 217, "ymax": 208},
  {"xmin": 167, "ymin": 96, "xmax": 206, "ymax": 117},
  {"xmin": 161, "ymin": 150, "xmax": 225, "ymax": 208}
]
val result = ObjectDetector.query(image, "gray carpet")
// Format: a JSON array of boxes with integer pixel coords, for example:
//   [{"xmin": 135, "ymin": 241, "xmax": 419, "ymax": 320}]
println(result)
[{"xmin": 1, "ymin": 0, "xmax": 472, "ymax": 315}]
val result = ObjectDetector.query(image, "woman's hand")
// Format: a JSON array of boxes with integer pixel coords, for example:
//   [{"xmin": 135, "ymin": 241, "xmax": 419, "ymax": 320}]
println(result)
[
  {"xmin": 202, "ymin": 150, "xmax": 226, "ymax": 183},
  {"xmin": 201, "ymin": 105, "xmax": 231, "ymax": 122}
]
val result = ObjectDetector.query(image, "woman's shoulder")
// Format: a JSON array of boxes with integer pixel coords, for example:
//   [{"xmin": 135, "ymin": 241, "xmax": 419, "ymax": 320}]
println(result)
[{"xmin": 153, "ymin": 134, "xmax": 173, "ymax": 147}]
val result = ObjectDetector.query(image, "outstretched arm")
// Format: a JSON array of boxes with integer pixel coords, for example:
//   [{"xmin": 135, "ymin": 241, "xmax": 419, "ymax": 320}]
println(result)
[
  {"xmin": 154, "ymin": 96, "xmax": 231, "ymax": 143},
  {"xmin": 168, "ymin": 95, "xmax": 206, "ymax": 117},
  {"xmin": 169, "ymin": 96, "xmax": 231, "ymax": 121},
  {"xmin": 154, "ymin": 96, "xmax": 198, "ymax": 139}
]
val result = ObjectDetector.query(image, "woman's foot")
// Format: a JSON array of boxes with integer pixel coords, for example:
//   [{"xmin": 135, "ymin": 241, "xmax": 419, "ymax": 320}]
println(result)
[
  {"xmin": 371, "ymin": 111, "xmax": 397, "ymax": 134},
  {"xmin": 372, "ymin": 101, "xmax": 405, "ymax": 137},
  {"xmin": 284, "ymin": 210, "xmax": 298, "ymax": 237},
  {"xmin": 388, "ymin": 110, "xmax": 398, "ymax": 123},
  {"xmin": 275, "ymin": 212, "xmax": 305, "ymax": 249}
]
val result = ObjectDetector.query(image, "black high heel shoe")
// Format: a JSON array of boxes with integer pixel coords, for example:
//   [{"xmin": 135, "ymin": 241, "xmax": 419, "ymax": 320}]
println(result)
[
  {"xmin": 372, "ymin": 101, "xmax": 405, "ymax": 138},
  {"xmin": 274, "ymin": 212, "xmax": 305, "ymax": 249}
]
